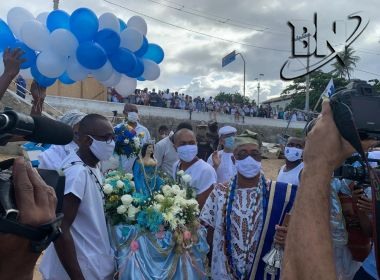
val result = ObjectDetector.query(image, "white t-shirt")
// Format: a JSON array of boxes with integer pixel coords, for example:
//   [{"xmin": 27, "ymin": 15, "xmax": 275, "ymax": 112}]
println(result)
[
  {"xmin": 154, "ymin": 135, "xmax": 178, "ymax": 175},
  {"xmin": 207, "ymin": 150, "xmax": 236, "ymax": 184},
  {"xmin": 276, "ymin": 162, "xmax": 304, "ymax": 186},
  {"xmin": 38, "ymin": 142, "xmax": 78, "ymax": 170},
  {"xmin": 40, "ymin": 152, "xmax": 114, "ymax": 280},
  {"xmin": 172, "ymin": 159, "xmax": 217, "ymax": 195}
]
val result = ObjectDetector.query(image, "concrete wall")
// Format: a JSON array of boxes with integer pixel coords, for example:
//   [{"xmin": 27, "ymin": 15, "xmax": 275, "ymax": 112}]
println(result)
[{"xmin": 44, "ymin": 95, "xmax": 306, "ymax": 142}]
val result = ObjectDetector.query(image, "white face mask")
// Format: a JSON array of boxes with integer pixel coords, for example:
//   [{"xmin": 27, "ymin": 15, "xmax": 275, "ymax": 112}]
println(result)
[
  {"xmin": 89, "ymin": 136, "xmax": 115, "ymax": 161},
  {"xmin": 236, "ymin": 156, "xmax": 261, "ymax": 178},
  {"xmin": 177, "ymin": 145, "xmax": 198, "ymax": 162},
  {"xmin": 284, "ymin": 147, "xmax": 303, "ymax": 162},
  {"xmin": 127, "ymin": 112, "xmax": 139, "ymax": 123}
]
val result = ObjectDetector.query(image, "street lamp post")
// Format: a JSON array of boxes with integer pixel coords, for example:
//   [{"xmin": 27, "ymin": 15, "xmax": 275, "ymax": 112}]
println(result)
[
  {"xmin": 53, "ymin": 0, "xmax": 59, "ymax": 10},
  {"xmin": 256, "ymin": 73, "xmax": 264, "ymax": 106},
  {"xmin": 236, "ymin": 53, "xmax": 246, "ymax": 97}
]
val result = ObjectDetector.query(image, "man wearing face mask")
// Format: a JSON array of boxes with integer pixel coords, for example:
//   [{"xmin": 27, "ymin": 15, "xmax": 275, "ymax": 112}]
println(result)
[
  {"xmin": 40, "ymin": 114, "xmax": 115, "ymax": 280},
  {"xmin": 207, "ymin": 126, "xmax": 237, "ymax": 184},
  {"xmin": 277, "ymin": 137, "xmax": 305, "ymax": 186},
  {"xmin": 173, "ymin": 128, "xmax": 217, "ymax": 209},
  {"xmin": 119, "ymin": 104, "xmax": 151, "ymax": 172},
  {"xmin": 200, "ymin": 130, "xmax": 298, "ymax": 280},
  {"xmin": 38, "ymin": 110, "xmax": 87, "ymax": 170}
]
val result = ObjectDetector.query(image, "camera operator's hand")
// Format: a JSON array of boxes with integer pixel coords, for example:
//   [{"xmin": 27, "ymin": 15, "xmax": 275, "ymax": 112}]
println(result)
[
  {"xmin": 0, "ymin": 157, "xmax": 57, "ymax": 280},
  {"xmin": 304, "ymin": 101, "xmax": 378, "ymax": 171}
]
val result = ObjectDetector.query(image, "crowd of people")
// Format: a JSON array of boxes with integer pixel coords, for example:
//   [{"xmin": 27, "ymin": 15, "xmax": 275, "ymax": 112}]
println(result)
[
  {"xmin": 1, "ymin": 47, "xmax": 379, "ymax": 280},
  {"xmin": 108, "ymin": 87, "xmax": 307, "ymax": 122}
]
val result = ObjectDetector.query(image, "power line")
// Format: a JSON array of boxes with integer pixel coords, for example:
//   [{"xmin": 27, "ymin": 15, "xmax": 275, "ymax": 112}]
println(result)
[
  {"xmin": 104, "ymin": 0, "xmax": 291, "ymax": 53},
  {"xmin": 356, "ymin": 68, "xmax": 380, "ymax": 77},
  {"xmin": 145, "ymin": 0, "xmax": 270, "ymax": 30}
]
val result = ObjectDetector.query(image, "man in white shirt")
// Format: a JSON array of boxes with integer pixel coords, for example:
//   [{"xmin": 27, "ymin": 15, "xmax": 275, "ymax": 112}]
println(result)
[
  {"xmin": 40, "ymin": 114, "xmax": 116, "ymax": 280},
  {"xmin": 277, "ymin": 137, "xmax": 305, "ymax": 186},
  {"xmin": 172, "ymin": 128, "xmax": 217, "ymax": 209},
  {"xmin": 154, "ymin": 122, "xmax": 193, "ymax": 175},
  {"xmin": 207, "ymin": 125, "xmax": 237, "ymax": 184},
  {"xmin": 119, "ymin": 104, "xmax": 151, "ymax": 172},
  {"xmin": 38, "ymin": 110, "xmax": 86, "ymax": 170}
]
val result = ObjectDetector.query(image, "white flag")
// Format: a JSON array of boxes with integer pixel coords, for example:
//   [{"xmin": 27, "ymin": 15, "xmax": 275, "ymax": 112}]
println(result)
[{"xmin": 322, "ymin": 78, "xmax": 335, "ymax": 99}]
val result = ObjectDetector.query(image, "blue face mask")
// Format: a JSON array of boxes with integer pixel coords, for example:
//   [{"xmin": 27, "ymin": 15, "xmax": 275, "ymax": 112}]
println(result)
[{"xmin": 224, "ymin": 136, "xmax": 235, "ymax": 150}]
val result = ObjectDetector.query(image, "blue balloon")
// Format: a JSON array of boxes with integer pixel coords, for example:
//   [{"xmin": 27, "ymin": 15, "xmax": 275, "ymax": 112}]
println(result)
[
  {"xmin": 59, "ymin": 72, "xmax": 75, "ymax": 85},
  {"xmin": 119, "ymin": 19, "xmax": 127, "ymax": 32},
  {"xmin": 0, "ymin": 19, "xmax": 15, "ymax": 52},
  {"xmin": 95, "ymin": 29, "xmax": 120, "ymax": 55},
  {"xmin": 76, "ymin": 42, "xmax": 107, "ymax": 70},
  {"xmin": 11, "ymin": 41, "xmax": 36, "ymax": 69},
  {"xmin": 134, "ymin": 36, "xmax": 148, "ymax": 57},
  {"xmin": 70, "ymin": 8, "xmax": 99, "ymax": 42},
  {"xmin": 109, "ymin": 48, "xmax": 137, "ymax": 74},
  {"xmin": 31, "ymin": 64, "xmax": 56, "ymax": 87},
  {"xmin": 137, "ymin": 76, "xmax": 145, "ymax": 81},
  {"xmin": 126, "ymin": 57, "xmax": 144, "ymax": 78},
  {"xmin": 143, "ymin": 43, "xmax": 164, "ymax": 64},
  {"xmin": 47, "ymin": 10, "xmax": 70, "ymax": 32}
]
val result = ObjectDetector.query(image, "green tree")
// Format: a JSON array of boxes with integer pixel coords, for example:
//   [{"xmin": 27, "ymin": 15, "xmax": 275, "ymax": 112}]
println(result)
[
  {"xmin": 281, "ymin": 70, "xmax": 348, "ymax": 112},
  {"xmin": 331, "ymin": 46, "xmax": 360, "ymax": 80},
  {"xmin": 214, "ymin": 92, "xmax": 254, "ymax": 105}
]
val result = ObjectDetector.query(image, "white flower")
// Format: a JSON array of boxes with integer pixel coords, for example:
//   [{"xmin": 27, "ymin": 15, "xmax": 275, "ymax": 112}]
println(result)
[
  {"xmin": 177, "ymin": 170, "xmax": 185, "ymax": 176},
  {"xmin": 121, "ymin": 194, "xmax": 133, "ymax": 205},
  {"xmin": 116, "ymin": 180, "xmax": 125, "ymax": 189},
  {"xmin": 124, "ymin": 138, "xmax": 129, "ymax": 144},
  {"xmin": 172, "ymin": 185, "xmax": 180, "ymax": 192},
  {"xmin": 162, "ymin": 185, "xmax": 172, "ymax": 196},
  {"xmin": 129, "ymin": 181, "xmax": 135, "ymax": 189},
  {"xmin": 103, "ymin": 184, "xmax": 113, "ymax": 194},
  {"xmin": 116, "ymin": 205, "xmax": 127, "ymax": 214},
  {"xmin": 128, "ymin": 205, "xmax": 140, "ymax": 220},
  {"xmin": 181, "ymin": 174, "xmax": 192, "ymax": 184},
  {"xmin": 125, "ymin": 173, "xmax": 134, "ymax": 180},
  {"xmin": 133, "ymin": 137, "xmax": 140, "ymax": 147},
  {"xmin": 154, "ymin": 194, "xmax": 165, "ymax": 202}
]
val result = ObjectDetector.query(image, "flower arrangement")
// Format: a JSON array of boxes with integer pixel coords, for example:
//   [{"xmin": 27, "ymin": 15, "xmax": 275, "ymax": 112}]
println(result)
[
  {"xmin": 114, "ymin": 122, "xmax": 145, "ymax": 158},
  {"xmin": 103, "ymin": 170, "xmax": 200, "ymax": 243}
]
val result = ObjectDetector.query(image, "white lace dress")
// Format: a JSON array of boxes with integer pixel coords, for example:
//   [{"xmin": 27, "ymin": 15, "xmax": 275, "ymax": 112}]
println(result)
[{"xmin": 200, "ymin": 183, "xmax": 263, "ymax": 279}]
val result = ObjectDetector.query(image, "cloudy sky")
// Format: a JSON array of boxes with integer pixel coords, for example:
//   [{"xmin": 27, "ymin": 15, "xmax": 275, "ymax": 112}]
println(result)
[{"xmin": 1, "ymin": 0, "xmax": 380, "ymax": 102}]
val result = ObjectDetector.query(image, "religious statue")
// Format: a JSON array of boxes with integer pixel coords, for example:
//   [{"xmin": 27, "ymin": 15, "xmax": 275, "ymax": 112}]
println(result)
[{"xmin": 132, "ymin": 142, "xmax": 164, "ymax": 196}]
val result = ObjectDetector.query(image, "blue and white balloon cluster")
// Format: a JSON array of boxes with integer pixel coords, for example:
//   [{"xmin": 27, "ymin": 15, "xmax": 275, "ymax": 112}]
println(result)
[{"xmin": 0, "ymin": 7, "xmax": 164, "ymax": 97}]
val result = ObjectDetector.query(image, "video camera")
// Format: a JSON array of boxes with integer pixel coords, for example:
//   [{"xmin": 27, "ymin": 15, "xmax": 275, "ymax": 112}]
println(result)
[
  {"xmin": 334, "ymin": 154, "xmax": 380, "ymax": 184},
  {"xmin": 0, "ymin": 109, "xmax": 73, "ymax": 252}
]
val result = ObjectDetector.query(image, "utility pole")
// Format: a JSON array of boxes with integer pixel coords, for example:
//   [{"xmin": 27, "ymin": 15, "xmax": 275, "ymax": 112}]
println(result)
[
  {"xmin": 305, "ymin": 34, "xmax": 310, "ymax": 112},
  {"xmin": 53, "ymin": 0, "xmax": 59, "ymax": 10},
  {"xmin": 294, "ymin": 33, "xmax": 311, "ymax": 111},
  {"xmin": 256, "ymin": 73, "xmax": 264, "ymax": 106}
]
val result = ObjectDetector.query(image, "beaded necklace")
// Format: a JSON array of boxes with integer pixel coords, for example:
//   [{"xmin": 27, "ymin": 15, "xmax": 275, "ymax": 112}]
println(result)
[{"xmin": 224, "ymin": 176, "xmax": 265, "ymax": 280}]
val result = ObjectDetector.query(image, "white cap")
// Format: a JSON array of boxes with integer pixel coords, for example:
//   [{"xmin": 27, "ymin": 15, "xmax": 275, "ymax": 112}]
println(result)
[{"xmin": 218, "ymin": 126, "xmax": 237, "ymax": 137}]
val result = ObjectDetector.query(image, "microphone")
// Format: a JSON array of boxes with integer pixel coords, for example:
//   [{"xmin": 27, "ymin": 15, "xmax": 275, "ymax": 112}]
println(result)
[{"xmin": 0, "ymin": 110, "xmax": 73, "ymax": 145}]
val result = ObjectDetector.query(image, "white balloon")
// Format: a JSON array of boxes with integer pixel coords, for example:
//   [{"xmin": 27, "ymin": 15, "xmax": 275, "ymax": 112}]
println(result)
[
  {"xmin": 36, "ymin": 50, "xmax": 68, "ymax": 78},
  {"xmin": 115, "ymin": 75, "xmax": 137, "ymax": 97},
  {"xmin": 50, "ymin": 29, "xmax": 78, "ymax": 56},
  {"xmin": 91, "ymin": 60, "xmax": 113, "ymax": 81},
  {"xmin": 19, "ymin": 68, "xmax": 33, "ymax": 79},
  {"xmin": 36, "ymin": 12, "xmax": 49, "ymax": 26},
  {"xmin": 7, "ymin": 7, "xmax": 35, "ymax": 39},
  {"xmin": 98, "ymin": 13, "xmax": 120, "ymax": 33},
  {"xmin": 120, "ymin": 28, "xmax": 143, "ymax": 52},
  {"xmin": 142, "ymin": 59, "xmax": 160, "ymax": 81},
  {"xmin": 127, "ymin": 16, "xmax": 147, "ymax": 36},
  {"xmin": 20, "ymin": 20, "xmax": 50, "ymax": 51},
  {"xmin": 67, "ymin": 56, "xmax": 90, "ymax": 81},
  {"xmin": 102, "ymin": 70, "xmax": 121, "ymax": 87}
]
